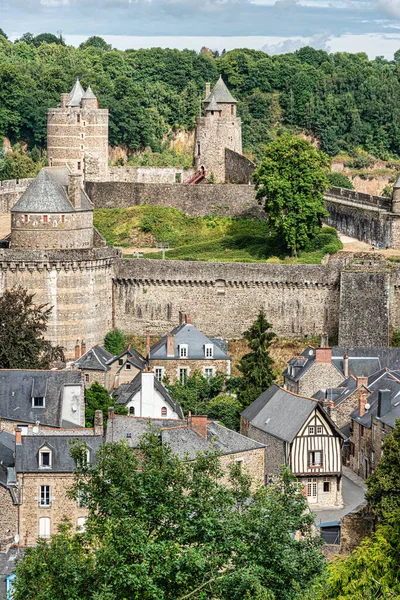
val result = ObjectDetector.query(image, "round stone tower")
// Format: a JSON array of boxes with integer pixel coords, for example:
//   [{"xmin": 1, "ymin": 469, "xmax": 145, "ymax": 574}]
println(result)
[
  {"xmin": 193, "ymin": 76, "xmax": 242, "ymax": 183},
  {"xmin": 47, "ymin": 80, "xmax": 109, "ymax": 181}
]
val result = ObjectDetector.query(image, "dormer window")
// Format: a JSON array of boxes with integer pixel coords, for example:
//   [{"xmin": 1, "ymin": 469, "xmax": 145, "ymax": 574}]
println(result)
[
  {"xmin": 39, "ymin": 447, "xmax": 52, "ymax": 469},
  {"xmin": 33, "ymin": 396, "xmax": 45, "ymax": 408},
  {"xmin": 125, "ymin": 363, "xmax": 131, "ymax": 370},
  {"xmin": 179, "ymin": 344, "xmax": 188, "ymax": 358},
  {"xmin": 205, "ymin": 344, "xmax": 213, "ymax": 358}
]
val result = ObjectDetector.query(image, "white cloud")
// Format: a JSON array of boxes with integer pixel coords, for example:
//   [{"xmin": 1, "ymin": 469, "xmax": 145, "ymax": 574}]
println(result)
[
  {"xmin": 377, "ymin": 0, "xmax": 400, "ymax": 19},
  {"xmin": 262, "ymin": 32, "xmax": 332, "ymax": 54}
]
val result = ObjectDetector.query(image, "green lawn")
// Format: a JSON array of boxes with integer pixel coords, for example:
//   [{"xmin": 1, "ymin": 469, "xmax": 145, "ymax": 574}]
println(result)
[{"xmin": 94, "ymin": 206, "xmax": 342, "ymax": 264}]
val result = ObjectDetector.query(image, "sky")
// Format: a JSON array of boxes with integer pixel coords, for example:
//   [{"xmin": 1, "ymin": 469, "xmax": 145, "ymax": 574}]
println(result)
[{"xmin": 2, "ymin": 0, "xmax": 400, "ymax": 58}]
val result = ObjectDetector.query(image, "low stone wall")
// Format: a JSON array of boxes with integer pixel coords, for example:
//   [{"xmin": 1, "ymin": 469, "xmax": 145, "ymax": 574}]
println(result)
[
  {"xmin": 86, "ymin": 181, "xmax": 262, "ymax": 218},
  {"xmin": 340, "ymin": 502, "xmax": 375, "ymax": 554},
  {"xmin": 327, "ymin": 186, "xmax": 391, "ymax": 210},
  {"xmin": 106, "ymin": 166, "xmax": 195, "ymax": 184},
  {"xmin": 0, "ymin": 178, "xmax": 34, "ymax": 212}
]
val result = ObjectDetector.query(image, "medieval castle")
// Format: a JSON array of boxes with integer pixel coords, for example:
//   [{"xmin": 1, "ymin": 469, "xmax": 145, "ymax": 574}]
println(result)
[{"xmin": 1, "ymin": 78, "xmax": 400, "ymax": 357}]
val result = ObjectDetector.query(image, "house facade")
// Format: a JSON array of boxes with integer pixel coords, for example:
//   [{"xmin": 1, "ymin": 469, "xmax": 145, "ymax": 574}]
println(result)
[{"xmin": 241, "ymin": 385, "xmax": 344, "ymax": 508}]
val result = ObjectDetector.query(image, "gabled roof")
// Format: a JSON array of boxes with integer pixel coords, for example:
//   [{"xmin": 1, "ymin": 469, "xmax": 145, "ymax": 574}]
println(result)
[
  {"xmin": 0, "ymin": 370, "xmax": 82, "ymax": 427},
  {"xmin": 107, "ymin": 346, "xmax": 146, "ymax": 370},
  {"xmin": 12, "ymin": 169, "xmax": 75, "ymax": 214},
  {"xmin": 350, "ymin": 372, "xmax": 400, "ymax": 428},
  {"xmin": 74, "ymin": 345, "xmax": 113, "ymax": 371},
  {"xmin": 68, "ymin": 79, "xmax": 85, "ymax": 106},
  {"xmin": 114, "ymin": 372, "xmax": 184, "ymax": 419},
  {"xmin": 241, "ymin": 384, "xmax": 318, "ymax": 443},
  {"xmin": 150, "ymin": 323, "xmax": 230, "ymax": 361},
  {"xmin": 205, "ymin": 75, "xmax": 237, "ymax": 104}
]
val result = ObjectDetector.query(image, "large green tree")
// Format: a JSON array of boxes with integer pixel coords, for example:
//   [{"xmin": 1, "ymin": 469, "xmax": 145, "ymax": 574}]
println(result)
[
  {"xmin": 12, "ymin": 435, "xmax": 324, "ymax": 600},
  {"xmin": 0, "ymin": 287, "xmax": 64, "ymax": 369},
  {"xmin": 253, "ymin": 135, "xmax": 330, "ymax": 253},
  {"xmin": 236, "ymin": 310, "xmax": 276, "ymax": 409}
]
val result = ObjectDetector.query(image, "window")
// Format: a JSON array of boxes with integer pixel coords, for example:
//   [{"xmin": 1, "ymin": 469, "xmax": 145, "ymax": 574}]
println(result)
[
  {"xmin": 77, "ymin": 161, "xmax": 81, "ymax": 171},
  {"xmin": 308, "ymin": 426, "xmax": 315, "ymax": 435},
  {"xmin": 236, "ymin": 458, "xmax": 244, "ymax": 470},
  {"xmin": 373, "ymin": 422, "xmax": 377, "ymax": 441},
  {"xmin": 77, "ymin": 114, "xmax": 80, "ymax": 123},
  {"xmin": 77, "ymin": 517, "xmax": 87, "ymax": 532},
  {"xmin": 24, "ymin": 214, "xmax": 28, "ymax": 223},
  {"xmin": 61, "ymin": 215, "xmax": 65, "ymax": 224},
  {"xmin": 118, "ymin": 358, "xmax": 123, "ymax": 366},
  {"xmin": 39, "ymin": 517, "xmax": 50, "ymax": 538},
  {"xmin": 323, "ymin": 481, "xmax": 331, "ymax": 493},
  {"xmin": 231, "ymin": 104, "xmax": 234, "ymax": 115},
  {"xmin": 204, "ymin": 367, "xmax": 214, "ymax": 378},
  {"xmin": 161, "ymin": 407, "xmax": 167, "ymax": 416},
  {"xmin": 126, "ymin": 432, "xmax": 132, "ymax": 439},
  {"xmin": 129, "ymin": 406, "xmax": 135, "ymax": 415},
  {"xmin": 307, "ymin": 478, "xmax": 317, "ymax": 498},
  {"xmin": 317, "ymin": 426, "xmax": 323, "ymax": 435},
  {"xmin": 204, "ymin": 344, "xmax": 213, "ymax": 358},
  {"xmin": 39, "ymin": 451, "xmax": 51, "ymax": 468},
  {"xmin": 211, "ymin": 110, "xmax": 214, "ymax": 116},
  {"xmin": 40, "ymin": 485, "xmax": 50, "ymax": 507},
  {"xmin": 154, "ymin": 367, "xmax": 164, "ymax": 382},
  {"xmin": 85, "ymin": 374, "xmax": 89, "ymax": 383},
  {"xmin": 179, "ymin": 368, "xmax": 188, "ymax": 384},
  {"xmin": 81, "ymin": 133, "xmax": 84, "ymax": 139},
  {"xmin": 179, "ymin": 344, "xmax": 188, "ymax": 358},
  {"xmin": 309, "ymin": 450, "xmax": 323, "ymax": 467},
  {"xmin": 33, "ymin": 396, "xmax": 44, "ymax": 407},
  {"xmin": 77, "ymin": 489, "xmax": 88, "ymax": 508},
  {"xmin": 371, "ymin": 451, "xmax": 375, "ymax": 464},
  {"xmin": 197, "ymin": 142, "xmax": 200, "ymax": 156},
  {"xmin": 125, "ymin": 363, "xmax": 131, "ymax": 370},
  {"xmin": 360, "ymin": 425, "xmax": 364, "ymax": 438},
  {"xmin": 43, "ymin": 215, "xmax": 48, "ymax": 223}
]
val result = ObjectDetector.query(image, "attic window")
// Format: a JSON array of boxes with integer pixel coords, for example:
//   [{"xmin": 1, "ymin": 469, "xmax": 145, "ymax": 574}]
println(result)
[
  {"xmin": 118, "ymin": 359, "xmax": 123, "ymax": 366},
  {"xmin": 204, "ymin": 344, "xmax": 213, "ymax": 358},
  {"xmin": 33, "ymin": 396, "xmax": 45, "ymax": 408},
  {"xmin": 129, "ymin": 407, "xmax": 135, "ymax": 415},
  {"xmin": 125, "ymin": 363, "xmax": 131, "ymax": 370},
  {"xmin": 39, "ymin": 447, "xmax": 52, "ymax": 469},
  {"xmin": 179, "ymin": 344, "xmax": 188, "ymax": 358},
  {"xmin": 161, "ymin": 407, "xmax": 167, "ymax": 416}
]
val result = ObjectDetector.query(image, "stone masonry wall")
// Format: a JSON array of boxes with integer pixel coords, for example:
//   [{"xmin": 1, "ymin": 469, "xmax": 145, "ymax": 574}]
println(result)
[
  {"xmin": 107, "ymin": 166, "xmax": 195, "ymax": 184},
  {"xmin": 225, "ymin": 149, "xmax": 255, "ymax": 184},
  {"xmin": 298, "ymin": 363, "xmax": 344, "ymax": 398},
  {"xmin": 18, "ymin": 473, "xmax": 88, "ymax": 546},
  {"xmin": 113, "ymin": 258, "xmax": 342, "ymax": 340},
  {"xmin": 220, "ymin": 448, "xmax": 265, "ymax": 490},
  {"xmin": 0, "ymin": 178, "xmax": 34, "ymax": 213},
  {"xmin": 86, "ymin": 181, "xmax": 261, "ymax": 218},
  {"xmin": 148, "ymin": 358, "xmax": 230, "ymax": 383},
  {"xmin": 325, "ymin": 198, "xmax": 392, "ymax": 247},
  {"xmin": 240, "ymin": 419, "xmax": 285, "ymax": 479},
  {"xmin": 0, "ymin": 486, "xmax": 18, "ymax": 548}
]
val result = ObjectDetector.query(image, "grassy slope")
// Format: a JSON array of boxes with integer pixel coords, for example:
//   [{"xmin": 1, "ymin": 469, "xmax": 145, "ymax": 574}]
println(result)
[{"xmin": 94, "ymin": 206, "xmax": 342, "ymax": 264}]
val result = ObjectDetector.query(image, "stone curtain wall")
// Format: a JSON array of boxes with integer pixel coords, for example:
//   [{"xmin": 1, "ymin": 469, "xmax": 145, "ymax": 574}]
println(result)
[
  {"xmin": 113, "ymin": 258, "xmax": 342, "ymax": 340},
  {"xmin": 0, "ymin": 178, "xmax": 34, "ymax": 213},
  {"xmin": 225, "ymin": 149, "xmax": 255, "ymax": 184},
  {"xmin": 0, "ymin": 247, "xmax": 118, "ymax": 359},
  {"xmin": 86, "ymin": 181, "xmax": 262, "ymax": 218},
  {"xmin": 106, "ymin": 166, "xmax": 195, "ymax": 183}
]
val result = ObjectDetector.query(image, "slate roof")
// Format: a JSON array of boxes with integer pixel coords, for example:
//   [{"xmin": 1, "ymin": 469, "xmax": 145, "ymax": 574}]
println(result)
[
  {"xmin": 0, "ymin": 370, "xmax": 82, "ymax": 427},
  {"xmin": 150, "ymin": 323, "xmax": 231, "ymax": 361},
  {"xmin": 68, "ymin": 79, "xmax": 85, "ymax": 106},
  {"xmin": 205, "ymin": 76, "xmax": 237, "ymax": 104},
  {"xmin": 75, "ymin": 345, "xmax": 113, "ymax": 372},
  {"xmin": 205, "ymin": 96, "xmax": 222, "ymax": 112},
  {"xmin": 106, "ymin": 415, "xmax": 264, "ymax": 458},
  {"xmin": 0, "ymin": 431, "xmax": 15, "ymax": 467},
  {"xmin": 333, "ymin": 348, "xmax": 400, "ymax": 372},
  {"xmin": 350, "ymin": 372, "xmax": 400, "ymax": 428},
  {"xmin": 107, "ymin": 346, "xmax": 146, "ymax": 371},
  {"xmin": 313, "ymin": 376, "xmax": 357, "ymax": 407},
  {"xmin": 82, "ymin": 86, "xmax": 96, "ymax": 99},
  {"xmin": 114, "ymin": 372, "xmax": 184, "ymax": 418},
  {"xmin": 241, "ymin": 384, "xmax": 318, "ymax": 443},
  {"xmin": 15, "ymin": 434, "xmax": 102, "ymax": 473},
  {"xmin": 12, "ymin": 168, "xmax": 93, "ymax": 214}
]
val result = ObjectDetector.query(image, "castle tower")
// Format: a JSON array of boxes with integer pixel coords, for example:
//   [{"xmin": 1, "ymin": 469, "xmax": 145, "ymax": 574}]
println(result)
[
  {"xmin": 193, "ymin": 76, "xmax": 242, "ymax": 183},
  {"xmin": 47, "ymin": 80, "xmax": 109, "ymax": 181}
]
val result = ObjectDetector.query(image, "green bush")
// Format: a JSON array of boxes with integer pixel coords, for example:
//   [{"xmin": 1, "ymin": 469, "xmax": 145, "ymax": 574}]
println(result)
[
  {"xmin": 104, "ymin": 328, "xmax": 126, "ymax": 355},
  {"xmin": 327, "ymin": 172, "xmax": 354, "ymax": 190}
]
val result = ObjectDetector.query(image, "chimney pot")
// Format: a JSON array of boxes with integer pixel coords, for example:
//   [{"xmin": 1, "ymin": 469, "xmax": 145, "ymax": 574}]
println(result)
[
  {"xmin": 15, "ymin": 428, "xmax": 22, "ymax": 445},
  {"xmin": 108, "ymin": 406, "xmax": 114, "ymax": 421},
  {"xmin": 187, "ymin": 414, "xmax": 208, "ymax": 439},
  {"xmin": 166, "ymin": 333, "xmax": 175, "ymax": 357},
  {"xmin": 320, "ymin": 333, "xmax": 329, "ymax": 348},
  {"xmin": 81, "ymin": 340, "xmax": 86, "ymax": 357},
  {"xmin": 205, "ymin": 82, "xmax": 211, "ymax": 97},
  {"xmin": 358, "ymin": 391, "xmax": 368, "ymax": 417},
  {"xmin": 94, "ymin": 410, "xmax": 104, "ymax": 436},
  {"xmin": 343, "ymin": 353, "xmax": 349, "ymax": 377},
  {"xmin": 74, "ymin": 340, "xmax": 80, "ymax": 361}
]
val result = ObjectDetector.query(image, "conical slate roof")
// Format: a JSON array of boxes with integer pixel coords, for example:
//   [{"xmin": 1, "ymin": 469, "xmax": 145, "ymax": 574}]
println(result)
[
  {"xmin": 69, "ymin": 79, "xmax": 85, "ymax": 107},
  {"xmin": 205, "ymin": 96, "xmax": 222, "ymax": 112},
  {"xmin": 12, "ymin": 169, "xmax": 75, "ymax": 214},
  {"xmin": 394, "ymin": 174, "xmax": 400, "ymax": 189},
  {"xmin": 205, "ymin": 75, "xmax": 237, "ymax": 104},
  {"xmin": 82, "ymin": 85, "xmax": 97, "ymax": 99}
]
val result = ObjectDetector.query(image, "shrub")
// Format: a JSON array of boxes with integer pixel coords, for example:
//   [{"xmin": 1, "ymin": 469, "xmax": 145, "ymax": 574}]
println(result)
[
  {"xmin": 327, "ymin": 172, "xmax": 354, "ymax": 189},
  {"xmin": 104, "ymin": 328, "xmax": 126, "ymax": 355}
]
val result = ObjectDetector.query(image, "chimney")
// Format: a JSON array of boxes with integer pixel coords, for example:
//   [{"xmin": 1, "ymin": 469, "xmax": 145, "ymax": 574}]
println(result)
[
  {"xmin": 140, "ymin": 371, "xmax": 155, "ymax": 417},
  {"xmin": 358, "ymin": 391, "xmax": 368, "ymax": 417},
  {"xmin": 343, "ymin": 353, "xmax": 349, "ymax": 377},
  {"xmin": 146, "ymin": 330, "xmax": 151, "ymax": 358},
  {"xmin": 205, "ymin": 82, "xmax": 211, "ymax": 97},
  {"xmin": 108, "ymin": 406, "xmax": 114, "ymax": 421},
  {"xmin": 356, "ymin": 377, "xmax": 369, "ymax": 388},
  {"xmin": 166, "ymin": 333, "xmax": 175, "ymax": 357},
  {"xmin": 68, "ymin": 172, "xmax": 82, "ymax": 209},
  {"xmin": 94, "ymin": 410, "xmax": 104, "ymax": 436},
  {"xmin": 377, "ymin": 389, "xmax": 391, "ymax": 418},
  {"xmin": 179, "ymin": 311, "xmax": 184, "ymax": 325},
  {"xmin": 60, "ymin": 93, "xmax": 70, "ymax": 108},
  {"xmin": 185, "ymin": 314, "xmax": 192, "ymax": 325},
  {"xmin": 15, "ymin": 428, "xmax": 22, "ymax": 445},
  {"xmin": 74, "ymin": 340, "xmax": 80, "ymax": 361},
  {"xmin": 187, "ymin": 413, "xmax": 208, "ymax": 439},
  {"xmin": 81, "ymin": 340, "xmax": 86, "ymax": 356},
  {"xmin": 316, "ymin": 346, "xmax": 332, "ymax": 364}
]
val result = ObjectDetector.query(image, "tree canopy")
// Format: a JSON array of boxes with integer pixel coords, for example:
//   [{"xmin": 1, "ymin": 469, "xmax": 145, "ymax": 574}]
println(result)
[
  {"xmin": 85, "ymin": 382, "xmax": 128, "ymax": 428},
  {"xmin": 103, "ymin": 328, "xmax": 126, "ymax": 355},
  {"xmin": 0, "ymin": 286, "xmax": 64, "ymax": 369},
  {"xmin": 253, "ymin": 135, "xmax": 329, "ymax": 253},
  {"xmin": 12, "ymin": 435, "xmax": 324, "ymax": 600}
]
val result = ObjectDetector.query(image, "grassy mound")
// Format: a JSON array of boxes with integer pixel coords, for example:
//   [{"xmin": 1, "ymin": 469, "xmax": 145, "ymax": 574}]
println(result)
[{"xmin": 94, "ymin": 207, "xmax": 342, "ymax": 264}]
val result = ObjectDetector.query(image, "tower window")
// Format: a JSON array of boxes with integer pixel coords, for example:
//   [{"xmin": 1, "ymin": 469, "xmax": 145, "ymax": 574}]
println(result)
[
  {"xmin": 43, "ymin": 215, "xmax": 48, "ymax": 223},
  {"xmin": 129, "ymin": 406, "xmax": 135, "ymax": 415},
  {"xmin": 77, "ymin": 114, "xmax": 80, "ymax": 123},
  {"xmin": 197, "ymin": 142, "xmax": 200, "ymax": 156},
  {"xmin": 231, "ymin": 105, "xmax": 234, "ymax": 115},
  {"xmin": 77, "ymin": 161, "xmax": 81, "ymax": 170},
  {"xmin": 61, "ymin": 215, "xmax": 65, "ymax": 223},
  {"xmin": 24, "ymin": 215, "xmax": 28, "ymax": 223}
]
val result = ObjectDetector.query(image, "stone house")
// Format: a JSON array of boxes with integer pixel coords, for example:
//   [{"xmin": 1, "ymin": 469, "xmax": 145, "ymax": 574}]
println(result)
[
  {"xmin": 113, "ymin": 370, "xmax": 184, "ymax": 419},
  {"xmin": 73, "ymin": 344, "xmax": 114, "ymax": 388},
  {"xmin": 0, "ymin": 412, "xmax": 104, "ymax": 548},
  {"xmin": 106, "ymin": 346, "xmax": 147, "ymax": 390},
  {"xmin": 106, "ymin": 413, "xmax": 265, "ymax": 488},
  {"xmin": 349, "ymin": 374, "xmax": 400, "ymax": 479},
  {"xmin": 0, "ymin": 370, "xmax": 85, "ymax": 433},
  {"xmin": 241, "ymin": 384, "xmax": 345, "ymax": 509},
  {"xmin": 148, "ymin": 314, "xmax": 231, "ymax": 384}
]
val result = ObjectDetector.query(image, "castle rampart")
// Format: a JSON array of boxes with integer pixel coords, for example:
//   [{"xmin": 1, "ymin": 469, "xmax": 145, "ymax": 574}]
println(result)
[{"xmin": 0, "ymin": 178, "xmax": 34, "ymax": 213}]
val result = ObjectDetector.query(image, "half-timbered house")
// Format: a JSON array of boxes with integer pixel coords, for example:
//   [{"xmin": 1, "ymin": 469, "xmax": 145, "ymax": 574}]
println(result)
[{"xmin": 241, "ymin": 384, "xmax": 345, "ymax": 508}]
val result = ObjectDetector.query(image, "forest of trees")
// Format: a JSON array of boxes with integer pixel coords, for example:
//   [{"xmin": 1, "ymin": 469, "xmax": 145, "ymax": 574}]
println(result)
[{"xmin": 2, "ymin": 30, "xmax": 400, "ymax": 164}]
